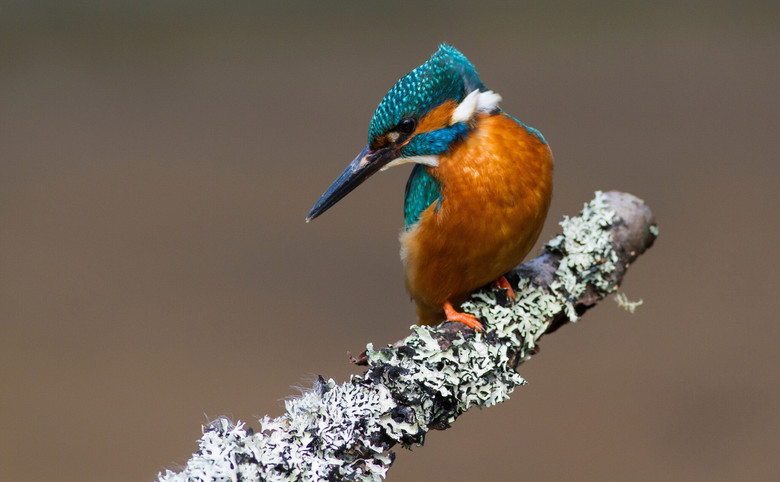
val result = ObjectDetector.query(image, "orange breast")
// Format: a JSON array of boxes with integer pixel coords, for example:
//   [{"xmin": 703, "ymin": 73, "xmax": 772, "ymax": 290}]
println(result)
[{"xmin": 400, "ymin": 113, "xmax": 553, "ymax": 324}]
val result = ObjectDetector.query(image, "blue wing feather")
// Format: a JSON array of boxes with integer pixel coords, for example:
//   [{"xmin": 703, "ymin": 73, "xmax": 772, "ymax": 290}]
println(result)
[{"xmin": 404, "ymin": 164, "xmax": 442, "ymax": 230}]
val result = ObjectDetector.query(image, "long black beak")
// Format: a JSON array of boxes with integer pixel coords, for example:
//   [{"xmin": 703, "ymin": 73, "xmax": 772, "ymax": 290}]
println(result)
[{"xmin": 306, "ymin": 145, "xmax": 394, "ymax": 222}]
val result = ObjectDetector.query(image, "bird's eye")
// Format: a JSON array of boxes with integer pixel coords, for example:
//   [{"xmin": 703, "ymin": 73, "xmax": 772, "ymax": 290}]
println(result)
[{"xmin": 398, "ymin": 118, "xmax": 416, "ymax": 134}]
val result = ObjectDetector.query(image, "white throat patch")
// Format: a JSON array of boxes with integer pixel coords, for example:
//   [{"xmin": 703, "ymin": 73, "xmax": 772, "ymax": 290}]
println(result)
[
  {"xmin": 450, "ymin": 89, "xmax": 502, "ymax": 125},
  {"xmin": 380, "ymin": 155, "xmax": 439, "ymax": 172}
]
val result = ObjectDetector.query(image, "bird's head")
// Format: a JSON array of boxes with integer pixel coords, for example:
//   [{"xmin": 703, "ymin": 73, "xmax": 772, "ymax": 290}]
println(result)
[{"xmin": 306, "ymin": 44, "xmax": 502, "ymax": 221}]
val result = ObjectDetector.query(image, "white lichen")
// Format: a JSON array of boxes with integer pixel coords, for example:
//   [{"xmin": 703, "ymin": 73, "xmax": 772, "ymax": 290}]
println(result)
[
  {"xmin": 613, "ymin": 292, "xmax": 644, "ymax": 313},
  {"xmin": 545, "ymin": 191, "xmax": 619, "ymax": 310},
  {"xmin": 649, "ymin": 224, "xmax": 659, "ymax": 237},
  {"xmin": 159, "ymin": 191, "xmax": 626, "ymax": 482}
]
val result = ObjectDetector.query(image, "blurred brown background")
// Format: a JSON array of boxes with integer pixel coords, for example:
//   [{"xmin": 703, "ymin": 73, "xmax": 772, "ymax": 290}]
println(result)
[{"xmin": 1, "ymin": 1, "xmax": 778, "ymax": 480}]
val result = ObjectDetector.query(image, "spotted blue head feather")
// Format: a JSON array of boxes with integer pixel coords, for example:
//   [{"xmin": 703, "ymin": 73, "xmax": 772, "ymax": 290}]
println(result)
[
  {"xmin": 306, "ymin": 44, "xmax": 494, "ymax": 224},
  {"xmin": 367, "ymin": 44, "xmax": 485, "ymax": 144}
]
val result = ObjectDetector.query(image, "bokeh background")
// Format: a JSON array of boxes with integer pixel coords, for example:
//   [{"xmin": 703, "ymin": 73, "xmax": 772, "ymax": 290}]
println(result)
[{"xmin": 2, "ymin": 1, "xmax": 778, "ymax": 480}]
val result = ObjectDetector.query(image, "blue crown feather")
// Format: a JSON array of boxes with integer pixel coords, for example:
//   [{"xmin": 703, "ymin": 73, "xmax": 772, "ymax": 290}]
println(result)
[{"xmin": 368, "ymin": 44, "xmax": 485, "ymax": 143}]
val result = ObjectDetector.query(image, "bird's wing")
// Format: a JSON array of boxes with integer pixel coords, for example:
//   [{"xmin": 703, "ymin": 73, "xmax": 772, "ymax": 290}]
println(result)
[{"xmin": 404, "ymin": 164, "xmax": 442, "ymax": 230}]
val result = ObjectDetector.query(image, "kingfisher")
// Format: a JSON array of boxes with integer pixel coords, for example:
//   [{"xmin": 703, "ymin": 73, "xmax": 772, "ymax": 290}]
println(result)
[{"xmin": 307, "ymin": 44, "xmax": 553, "ymax": 330}]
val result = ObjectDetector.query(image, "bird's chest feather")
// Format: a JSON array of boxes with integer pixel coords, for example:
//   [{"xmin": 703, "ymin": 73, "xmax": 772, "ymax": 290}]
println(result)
[
  {"xmin": 400, "ymin": 113, "xmax": 553, "ymax": 304},
  {"xmin": 427, "ymin": 114, "xmax": 551, "ymax": 244}
]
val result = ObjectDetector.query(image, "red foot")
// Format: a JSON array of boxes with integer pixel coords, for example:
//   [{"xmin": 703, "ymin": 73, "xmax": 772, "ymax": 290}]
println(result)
[
  {"xmin": 494, "ymin": 276, "xmax": 516, "ymax": 302},
  {"xmin": 443, "ymin": 301, "xmax": 484, "ymax": 331}
]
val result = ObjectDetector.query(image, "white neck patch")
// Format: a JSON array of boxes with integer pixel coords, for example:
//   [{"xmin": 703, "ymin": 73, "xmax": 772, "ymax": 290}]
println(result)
[
  {"xmin": 450, "ymin": 89, "xmax": 502, "ymax": 125},
  {"xmin": 380, "ymin": 155, "xmax": 439, "ymax": 172}
]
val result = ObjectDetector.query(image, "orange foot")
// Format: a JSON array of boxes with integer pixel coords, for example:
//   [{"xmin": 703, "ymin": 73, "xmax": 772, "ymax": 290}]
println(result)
[
  {"xmin": 443, "ymin": 301, "xmax": 484, "ymax": 331},
  {"xmin": 494, "ymin": 275, "xmax": 516, "ymax": 303}
]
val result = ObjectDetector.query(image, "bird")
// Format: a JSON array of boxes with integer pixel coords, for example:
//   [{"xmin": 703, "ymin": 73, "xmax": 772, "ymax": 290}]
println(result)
[{"xmin": 306, "ymin": 44, "xmax": 553, "ymax": 330}]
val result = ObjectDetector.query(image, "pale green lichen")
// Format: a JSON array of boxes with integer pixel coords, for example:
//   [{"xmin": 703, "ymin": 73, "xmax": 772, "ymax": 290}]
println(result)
[
  {"xmin": 614, "ymin": 292, "xmax": 644, "ymax": 313},
  {"xmin": 159, "ymin": 191, "xmax": 625, "ymax": 482},
  {"xmin": 366, "ymin": 321, "xmax": 527, "ymax": 443},
  {"xmin": 546, "ymin": 190, "xmax": 619, "ymax": 310},
  {"xmin": 159, "ymin": 379, "xmax": 397, "ymax": 482},
  {"xmin": 463, "ymin": 190, "xmax": 617, "ymax": 337},
  {"xmin": 649, "ymin": 224, "xmax": 659, "ymax": 237}
]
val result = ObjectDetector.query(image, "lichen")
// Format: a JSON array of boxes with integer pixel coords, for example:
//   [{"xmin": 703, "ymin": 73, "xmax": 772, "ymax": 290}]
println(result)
[
  {"xmin": 159, "ymin": 191, "xmax": 625, "ymax": 482},
  {"xmin": 614, "ymin": 292, "xmax": 644, "ymax": 313},
  {"xmin": 545, "ymin": 190, "xmax": 619, "ymax": 310},
  {"xmin": 649, "ymin": 224, "xmax": 659, "ymax": 237}
]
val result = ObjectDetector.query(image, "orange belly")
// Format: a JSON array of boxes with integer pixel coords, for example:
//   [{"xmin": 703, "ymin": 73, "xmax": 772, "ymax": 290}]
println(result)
[{"xmin": 400, "ymin": 113, "xmax": 553, "ymax": 325}]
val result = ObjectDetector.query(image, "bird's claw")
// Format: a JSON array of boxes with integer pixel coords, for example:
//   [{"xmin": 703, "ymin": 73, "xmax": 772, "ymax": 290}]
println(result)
[
  {"xmin": 443, "ymin": 301, "xmax": 484, "ymax": 331},
  {"xmin": 495, "ymin": 275, "xmax": 516, "ymax": 303}
]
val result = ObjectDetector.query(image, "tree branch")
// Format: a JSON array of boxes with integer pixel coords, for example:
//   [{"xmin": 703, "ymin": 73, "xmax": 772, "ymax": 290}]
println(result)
[{"xmin": 159, "ymin": 191, "xmax": 657, "ymax": 482}]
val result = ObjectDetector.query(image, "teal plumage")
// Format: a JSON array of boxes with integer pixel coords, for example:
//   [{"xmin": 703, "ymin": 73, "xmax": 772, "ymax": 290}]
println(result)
[
  {"xmin": 401, "ymin": 122, "xmax": 469, "ymax": 157},
  {"xmin": 404, "ymin": 164, "xmax": 441, "ymax": 230},
  {"xmin": 368, "ymin": 44, "xmax": 485, "ymax": 145},
  {"xmin": 381, "ymin": 45, "xmax": 485, "ymax": 230}
]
